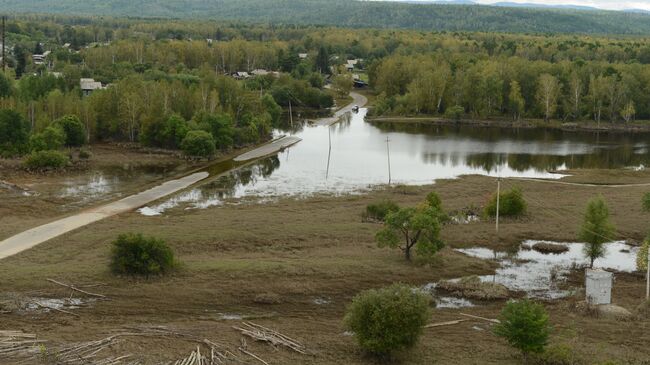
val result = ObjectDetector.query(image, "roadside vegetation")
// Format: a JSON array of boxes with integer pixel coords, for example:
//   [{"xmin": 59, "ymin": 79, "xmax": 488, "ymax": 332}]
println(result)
[{"xmin": 109, "ymin": 233, "xmax": 177, "ymax": 277}]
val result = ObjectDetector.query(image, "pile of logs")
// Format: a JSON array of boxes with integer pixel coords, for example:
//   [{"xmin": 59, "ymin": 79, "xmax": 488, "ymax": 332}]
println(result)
[
  {"xmin": 172, "ymin": 344, "xmax": 242, "ymax": 365},
  {"xmin": 232, "ymin": 322, "xmax": 306, "ymax": 354},
  {"xmin": 0, "ymin": 330, "xmax": 44, "ymax": 358}
]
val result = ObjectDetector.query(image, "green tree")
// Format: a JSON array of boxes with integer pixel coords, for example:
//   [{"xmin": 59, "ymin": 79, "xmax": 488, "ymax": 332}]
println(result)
[
  {"xmin": 621, "ymin": 101, "xmax": 635, "ymax": 123},
  {"xmin": 181, "ymin": 130, "xmax": 216, "ymax": 158},
  {"xmin": 332, "ymin": 74, "xmax": 353, "ymax": 97},
  {"xmin": 637, "ymin": 237, "xmax": 649, "ymax": 272},
  {"xmin": 29, "ymin": 125, "xmax": 66, "ymax": 151},
  {"xmin": 494, "ymin": 299, "xmax": 550, "ymax": 364},
  {"xmin": 642, "ymin": 192, "xmax": 650, "ymax": 212},
  {"xmin": 376, "ymin": 197, "xmax": 445, "ymax": 261},
  {"xmin": 579, "ymin": 195, "xmax": 616, "ymax": 268},
  {"xmin": 315, "ymin": 45, "xmax": 330, "ymax": 74},
  {"xmin": 53, "ymin": 115, "xmax": 87, "ymax": 147},
  {"xmin": 536, "ymin": 74, "xmax": 560, "ymax": 122},
  {"xmin": 508, "ymin": 80, "xmax": 525, "ymax": 121},
  {"xmin": 0, "ymin": 109, "xmax": 30, "ymax": 155},
  {"xmin": 0, "ymin": 72, "xmax": 12, "ymax": 98},
  {"xmin": 343, "ymin": 284, "xmax": 430, "ymax": 356},
  {"xmin": 484, "ymin": 187, "xmax": 527, "ymax": 217}
]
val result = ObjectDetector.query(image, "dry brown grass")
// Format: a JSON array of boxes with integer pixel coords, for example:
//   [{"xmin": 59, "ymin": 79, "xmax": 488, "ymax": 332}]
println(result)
[{"xmin": 1, "ymin": 170, "xmax": 650, "ymax": 363}]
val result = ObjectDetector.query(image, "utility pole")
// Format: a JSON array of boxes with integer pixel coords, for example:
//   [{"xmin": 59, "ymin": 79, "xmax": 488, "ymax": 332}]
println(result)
[
  {"xmin": 288, "ymin": 99, "xmax": 293, "ymax": 128},
  {"xmin": 1, "ymin": 15, "xmax": 6, "ymax": 73},
  {"xmin": 646, "ymin": 249, "xmax": 650, "ymax": 299},
  {"xmin": 495, "ymin": 177, "xmax": 501, "ymax": 234},
  {"xmin": 326, "ymin": 126, "xmax": 332, "ymax": 180},
  {"xmin": 386, "ymin": 137, "xmax": 392, "ymax": 185}
]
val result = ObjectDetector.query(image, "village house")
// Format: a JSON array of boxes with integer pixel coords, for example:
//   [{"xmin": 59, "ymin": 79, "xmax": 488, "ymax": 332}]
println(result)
[
  {"xmin": 298, "ymin": 53, "xmax": 308, "ymax": 60},
  {"xmin": 232, "ymin": 71, "xmax": 250, "ymax": 80},
  {"xmin": 32, "ymin": 50, "xmax": 51, "ymax": 65},
  {"xmin": 80, "ymin": 78, "xmax": 105, "ymax": 96}
]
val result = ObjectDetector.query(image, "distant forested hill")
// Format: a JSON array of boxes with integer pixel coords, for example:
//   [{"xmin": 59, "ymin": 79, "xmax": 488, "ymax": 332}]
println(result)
[{"xmin": 2, "ymin": 0, "xmax": 650, "ymax": 35}]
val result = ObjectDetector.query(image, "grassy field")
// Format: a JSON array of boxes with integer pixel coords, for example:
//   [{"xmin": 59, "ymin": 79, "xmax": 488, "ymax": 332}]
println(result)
[{"xmin": 2, "ymin": 168, "xmax": 650, "ymax": 364}]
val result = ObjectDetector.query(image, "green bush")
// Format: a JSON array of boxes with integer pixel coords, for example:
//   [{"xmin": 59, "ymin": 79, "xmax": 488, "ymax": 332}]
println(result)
[
  {"xmin": 344, "ymin": 284, "xmax": 430, "ymax": 356},
  {"xmin": 181, "ymin": 130, "xmax": 216, "ymax": 158},
  {"xmin": 29, "ymin": 125, "xmax": 66, "ymax": 152},
  {"xmin": 53, "ymin": 115, "xmax": 86, "ymax": 147},
  {"xmin": 23, "ymin": 150, "xmax": 69, "ymax": 170},
  {"xmin": 494, "ymin": 299, "xmax": 550, "ymax": 362},
  {"xmin": 642, "ymin": 192, "xmax": 650, "ymax": 212},
  {"xmin": 110, "ymin": 233, "xmax": 176, "ymax": 276},
  {"xmin": 637, "ymin": 238, "xmax": 649, "ymax": 272},
  {"xmin": 445, "ymin": 105, "xmax": 464, "ymax": 122},
  {"xmin": 364, "ymin": 199, "xmax": 399, "ymax": 221},
  {"xmin": 78, "ymin": 148, "xmax": 92, "ymax": 160},
  {"xmin": 484, "ymin": 187, "xmax": 527, "ymax": 217},
  {"xmin": 0, "ymin": 109, "xmax": 30, "ymax": 155}
]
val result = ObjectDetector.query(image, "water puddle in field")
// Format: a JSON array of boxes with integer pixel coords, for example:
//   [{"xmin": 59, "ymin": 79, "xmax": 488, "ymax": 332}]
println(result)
[
  {"xmin": 139, "ymin": 108, "xmax": 650, "ymax": 216},
  {"xmin": 421, "ymin": 283, "xmax": 476, "ymax": 309},
  {"xmin": 455, "ymin": 240, "xmax": 638, "ymax": 299}
]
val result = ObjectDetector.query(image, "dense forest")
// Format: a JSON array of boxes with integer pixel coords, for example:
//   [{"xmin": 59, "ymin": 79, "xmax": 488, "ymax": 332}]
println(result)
[
  {"xmin": 3, "ymin": 0, "xmax": 650, "ymax": 35},
  {"xmin": 3, "ymin": 16, "xmax": 650, "ymax": 163}
]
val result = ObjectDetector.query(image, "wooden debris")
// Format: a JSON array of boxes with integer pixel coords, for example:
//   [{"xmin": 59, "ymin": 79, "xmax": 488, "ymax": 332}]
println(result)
[
  {"xmin": 47, "ymin": 278, "xmax": 107, "ymax": 299},
  {"xmin": 239, "ymin": 338, "xmax": 268, "ymax": 365},
  {"xmin": 173, "ymin": 343, "xmax": 240, "ymax": 365},
  {"xmin": 31, "ymin": 300, "xmax": 80, "ymax": 317},
  {"xmin": 232, "ymin": 321, "xmax": 306, "ymax": 354},
  {"xmin": 459, "ymin": 313, "xmax": 501, "ymax": 324},
  {"xmin": 0, "ymin": 330, "xmax": 45, "ymax": 358},
  {"xmin": 424, "ymin": 319, "xmax": 468, "ymax": 328}
]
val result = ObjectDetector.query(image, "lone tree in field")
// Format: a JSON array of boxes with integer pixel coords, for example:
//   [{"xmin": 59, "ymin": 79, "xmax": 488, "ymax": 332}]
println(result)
[
  {"xmin": 344, "ymin": 284, "xmax": 430, "ymax": 357},
  {"xmin": 375, "ymin": 192, "xmax": 445, "ymax": 261},
  {"xmin": 579, "ymin": 195, "xmax": 615, "ymax": 268},
  {"xmin": 494, "ymin": 299, "xmax": 550, "ymax": 364}
]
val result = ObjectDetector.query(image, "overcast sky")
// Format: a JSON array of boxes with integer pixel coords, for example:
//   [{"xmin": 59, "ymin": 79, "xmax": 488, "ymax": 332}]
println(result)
[{"xmin": 389, "ymin": 0, "xmax": 650, "ymax": 11}]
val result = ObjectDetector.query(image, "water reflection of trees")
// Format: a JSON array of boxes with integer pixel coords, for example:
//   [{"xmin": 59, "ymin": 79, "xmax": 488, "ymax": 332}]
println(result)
[
  {"xmin": 198, "ymin": 156, "xmax": 282, "ymax": 199},
  {"xmin": 374, "ymin": 121, "xmax": 650, "ymax": 172}
]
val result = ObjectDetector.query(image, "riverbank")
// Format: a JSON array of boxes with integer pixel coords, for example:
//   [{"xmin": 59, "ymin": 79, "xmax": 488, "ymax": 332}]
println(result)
[
  {"xmin": 1, "ymin": 170, "xmax": 649, "ymax": 364},
  {"xmin": 367, "ymin": 115, "xmax": 650, "ymax": 133}
]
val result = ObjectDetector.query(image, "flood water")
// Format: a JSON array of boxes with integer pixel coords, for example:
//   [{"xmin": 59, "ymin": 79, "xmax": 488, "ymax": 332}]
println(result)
[
  {"xmin": 456, "ymin": 240, "xmax": 638, "ymax": 299},
  {"xmin": 141, "ymin": 108, "xmax": 650, "ymax": 215}
]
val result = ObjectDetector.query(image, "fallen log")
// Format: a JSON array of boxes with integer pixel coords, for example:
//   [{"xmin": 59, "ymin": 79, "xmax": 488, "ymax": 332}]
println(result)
[
  {"xmin": 459, "ymin": 313, "xmax": 500, "ymax": 324},
  {"xmin": 424, "ymin": 319, "xmax": 468, "ymax": 328},
  {"xmin": 47, "ymin": 278, "xmax": 107, "ymax": 299}
]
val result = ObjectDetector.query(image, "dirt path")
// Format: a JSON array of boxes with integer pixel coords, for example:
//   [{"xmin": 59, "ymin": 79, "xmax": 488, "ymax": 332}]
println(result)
[
  {"xmin": 312, "ymin": 91, "xmax": 367, "ymax": 126},
  {"xmin": 0, "ymin": 172, "xmax": 209, "ymax": 259}
]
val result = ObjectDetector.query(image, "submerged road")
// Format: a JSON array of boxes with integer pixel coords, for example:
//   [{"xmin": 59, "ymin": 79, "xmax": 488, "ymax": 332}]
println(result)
[
  {"xmin": 0, "ymin": 91, "xmax": 367, "ymax": 260},
  {"xmin": 313, "ymin": 91, "xmax": 368, "ymax": 126}
]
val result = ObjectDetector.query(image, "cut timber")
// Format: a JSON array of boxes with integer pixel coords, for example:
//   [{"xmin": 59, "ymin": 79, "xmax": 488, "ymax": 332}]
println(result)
[
  {"xmin": 424, "ymin": 319, "xmax": 468, "ymax": 328},
  {"xmin": 460, "ymin": 313, "xmax": 500, "ymax": 324},
  {"xmin": 47, "ymin": 278, "xmax": 107, "ymax": 299},
  {"xmin": 31, "ymin": 301, "xmax": 80, "ymax": 317},
  {"xmin": 238, "ymin": 347, "xmax": 269, "ymax": 365}
]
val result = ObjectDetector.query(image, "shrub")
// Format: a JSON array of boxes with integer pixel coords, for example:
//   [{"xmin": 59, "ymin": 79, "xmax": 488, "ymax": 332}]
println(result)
[
  {"xmin": 23, "ymin": 150, "xmax": 69, "ymax": 170},
  {"xmin": 53, "ymin": 115, "xmax": 86, "ymax": 147},
  {"xmin": 494, "ymin": 299, "xmax": 550, "ymax": 363},
  {"xmin": 78, "ymin": 148, "xmax": 92, "ymax": 160},
  {"xmin": 344, "ymin": 284, "xmax": 430, "ymax": 356},
  {"xmin": 445, "ymin": 105, "xmax": 464, "ymax": 122},
  {"xmin": 484, "ymin": 187, "xmax": 527, "ymax": 217},
  {"xmin": 364, "ymin": 199, "xmax": 399, "ymax": 221},
  {"xmin": 643, "ymin": 192, "xmax": 650, "ymax": 213},
  {"xmin": 637, "ymin": 238, "xmax": 649, "ymax": 272},
  {"xmin": 181, "ymin": 130, "xmax": 216, "ymax": 158},
  {"xmin": 110, "ymin": 233, "xmax": 176, "ymax": 276},
  {"xmin": 0, "ymin": 109, "xmax": 30, "ymax": 155},
  {"xmin": 29, "ymin": 125, "xmax": 66, "ymax": 152}
]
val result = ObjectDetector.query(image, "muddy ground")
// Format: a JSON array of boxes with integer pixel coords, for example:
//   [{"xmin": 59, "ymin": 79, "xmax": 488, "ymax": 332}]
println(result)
[{"xmin": 2, "ymin": 167, "xmax": 650, "ymax": 364}]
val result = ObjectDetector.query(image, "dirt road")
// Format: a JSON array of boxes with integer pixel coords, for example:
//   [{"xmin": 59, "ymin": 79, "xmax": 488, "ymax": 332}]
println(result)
[
  {"xmin": 312, "ymin": 91, "xmax": 368, "ymax": 126},
  {"xmin": 0, "ymin": 172, "xmax": 210, "ymax": 259},
  {"xmin": 234, "ymin": 136, "xmax": 301, "ymax": 162}
]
